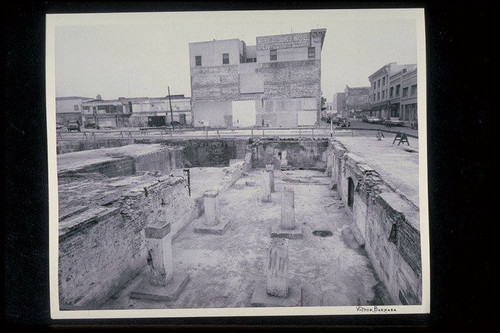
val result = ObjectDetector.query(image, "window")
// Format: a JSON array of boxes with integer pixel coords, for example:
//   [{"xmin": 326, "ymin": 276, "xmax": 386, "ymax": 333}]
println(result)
[
  {"xmin": 74, "ymin": 105, "xmax": 79, "ymax": 111},
  {"xmin": 411, "ymin": 84, "xmax": 417, "ymax": 96},
  {"xmin": 308, "ymin": 47, "xmax": 316, "ymax": 59},
  {"xmin": 382, "ymin": 77, "xmax": 386, "ymax": 86},
  {"xmin": 382, "ymin": 90, "xmax": 385, "ymax": 99},
  {"xmin": 402, "ymin": 87, "xmax": 409, "ymax": 97},
  {"xmin": 390, "ymin": 87, "xmax": 394, "ymax": 98},
  {"xmin": 377, "ymin": 80, "xmax": 380, "ymax": 88},
  {"xmin": 396, "ymin": 84, "xmax": 401, "ymax": 96},
  {"xmin": 377, "ymin": 92, "xmax": 380, "ymax": 101},
  {"xmin": 270, "ymin": 49, "xmax": 277, "ymax": 61},
  {"xmin": 373, "ymin": 94, "xmax": 376, "ymax": 102},
  {"xmin": 195, "ymin": 55, "xmax": 202, "ymax": 66},
  {"xmin": 373, "ymin": 82, "xmax": 376, "ymax": 89},
  {"xmin": 222, "ymin": 53, "xmax": 229, "ymax": 64}
]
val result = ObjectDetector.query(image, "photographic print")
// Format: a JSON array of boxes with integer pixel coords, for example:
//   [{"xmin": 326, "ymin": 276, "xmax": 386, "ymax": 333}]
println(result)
[{"xmin": 46, "ymin": 8, "xmax": 429, "ymax": 319}]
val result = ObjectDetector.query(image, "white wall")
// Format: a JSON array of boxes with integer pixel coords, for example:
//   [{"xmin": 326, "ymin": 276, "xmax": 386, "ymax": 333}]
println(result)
[{"xmin": 232, "ymin": 100, "xmax": 256, "ymax": 127}]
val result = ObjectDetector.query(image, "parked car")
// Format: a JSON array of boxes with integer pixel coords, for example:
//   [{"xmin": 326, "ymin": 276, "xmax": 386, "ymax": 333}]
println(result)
[
  {"xmin": 56, "ymin": 123, "xmax": 63, "ymax": 130},
  {"xmin": 67, "ymin": 121, "xmax": 81, "ymax": 132},
  {"xmin": 410, "ymin": 120, "xmax": 418, "ymax": 129},
  {"xmin": 383, "ymin": 118, "xmax": 405, "ymax": 127},
  {"xmin": 84, "ymin": 123, "xmax": 99, "ymax": 129},
  {"xmin": 337, "ymin": 119, "xmax": 351, "ymax": 127},
  {"xmin": 366, "ymin": 116, "xmax": 382, "ymax": 124}
]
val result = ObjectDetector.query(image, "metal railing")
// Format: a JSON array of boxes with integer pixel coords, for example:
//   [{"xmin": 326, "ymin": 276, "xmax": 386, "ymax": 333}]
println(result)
[{"xmin": 56, "ymin": 126, "xmax": 355, "ymax": 141}]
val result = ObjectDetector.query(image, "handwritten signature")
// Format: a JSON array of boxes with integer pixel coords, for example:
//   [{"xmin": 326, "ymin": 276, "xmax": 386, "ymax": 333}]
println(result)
[{"xmin": 356, "ymin": 306, "xmax": 397, "ymax": 313}]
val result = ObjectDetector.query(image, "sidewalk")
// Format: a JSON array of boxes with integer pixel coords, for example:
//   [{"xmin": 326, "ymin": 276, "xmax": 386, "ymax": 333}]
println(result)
[{"xmin": 334, "ymin": 135, "xmax": 420, "ymax": 209}]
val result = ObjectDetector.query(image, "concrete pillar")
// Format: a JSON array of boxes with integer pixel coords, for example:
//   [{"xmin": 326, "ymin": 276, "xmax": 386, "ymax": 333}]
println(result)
[
  {"xmin": 326, "ymin": 153, "xmax": 334, "ymax": 177},
  {"xmin": 144, "ymin": 222, "xmax": 173, "ymax": 287},
  {"xmin": 266, "ymin": 238, "xmax": 289, "ymax": 297},
  {"xmin": 281, "ymin": 151, "xmax": 288, "ymax": 167},
  {"xmin": 261, "ymin": 169, "xmax": 272, "ymax": 202},
  {"xmin": 266, "ymin": 164, "xmax": 275, "ymax": 193},
  {"xmin": 281, "ymin": 186, "xmax": 295, "ymax": 230},
  {"xmin": 203, "ymin": 190, "xmax": 219, "ymax": 226}
]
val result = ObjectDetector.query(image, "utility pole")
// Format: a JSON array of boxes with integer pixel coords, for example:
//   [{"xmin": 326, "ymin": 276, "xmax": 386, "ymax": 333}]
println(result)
[{"xmin": 168, "ymin": 86, "xmax": 174, "ymax": 130}]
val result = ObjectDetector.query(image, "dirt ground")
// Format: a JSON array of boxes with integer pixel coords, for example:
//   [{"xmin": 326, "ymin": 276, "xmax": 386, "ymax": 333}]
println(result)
[{"xmin": 101, "ymin": 168, "xmax": 390, "ymax": 310}]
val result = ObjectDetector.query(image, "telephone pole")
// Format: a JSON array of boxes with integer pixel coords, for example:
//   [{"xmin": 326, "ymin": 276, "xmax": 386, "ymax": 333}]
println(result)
[{"xmin": 168, "ymin": 86, "xmax": 174, "ymax": 130}]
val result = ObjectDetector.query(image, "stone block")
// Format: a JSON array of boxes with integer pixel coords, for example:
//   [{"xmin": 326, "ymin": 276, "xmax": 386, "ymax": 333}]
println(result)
[
  {"xmin": 193, "ymin": 218, "xmax": 230, "ymax": 235},
  {"xmin": 251, "ymin": 279, "xmax": 302, "ymax": 307},
  {"xmin": 130, "ymin": 272, "xmax": 190, "ymax": 302},
  {"xmin": 270, "ymin": 225, "xmax": 304, "ymax": 240}
]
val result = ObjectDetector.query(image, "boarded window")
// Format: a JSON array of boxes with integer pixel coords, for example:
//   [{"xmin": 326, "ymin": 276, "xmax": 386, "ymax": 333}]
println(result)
[
  {"xmin": 195, "ymin": 55, "xmax": 202, "ymax": 66},
  {"xmin": 308, "ymin": 47, "xmax": 315, "ymax": 59},
  {"xmin": 270, "ymin": 49, "xmax": 277, "ymax": 61},
  {"xmin": 222, "ymin": 53, "xmax": 229, "ymax": 64}
]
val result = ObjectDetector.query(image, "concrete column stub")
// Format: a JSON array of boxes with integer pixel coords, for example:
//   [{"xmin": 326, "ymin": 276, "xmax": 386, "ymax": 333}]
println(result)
[
  {"xmin": 261, "ymin": 169, "xmax": 272, "ymax": 202},
  {"xmin": 203, "ymin": 190, "xmax": 220, "ymax": 226},
  {"xmin": 281, "ymin": 186, "xmax": 295, "ymax": 230},
  {"xmin": 265, "ymin": 164, "xmax": 275, "ymax": 193},
  {"xmin": 144, "ymin": 222, "xmax": 173, "ymax": 287},
  {"xmin": 266, "ymin": 237, "xmax": 289, "ymax": 297}
]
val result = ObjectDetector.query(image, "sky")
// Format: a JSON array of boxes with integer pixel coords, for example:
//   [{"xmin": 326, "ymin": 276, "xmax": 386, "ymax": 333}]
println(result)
[{"xmin": 52, "ymin": 9, "xmax": 421, "ymax": 102}]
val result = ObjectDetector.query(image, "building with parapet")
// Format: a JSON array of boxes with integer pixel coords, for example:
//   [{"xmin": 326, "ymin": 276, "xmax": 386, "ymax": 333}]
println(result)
[
  {"xmin": 127, "ymin": 95, "xmax": 192, "ymax": 127},
  {"xmin": 332, "ymin": 92, "xmax": 345, "ymax": 116},
  {"xmin": 189, "ymin": 28, "xmax": 327, "ymax": 128},
  {"xmin": 344, "ymin": 85, "xmax": 370, "ymax": 118},
  {"xmin": 56, "ymin": 96, "xmax": 93, "ymax": 126},
  {"xmin": 368, "ymin": 62, "xmax": 417, "ymax": 120}
]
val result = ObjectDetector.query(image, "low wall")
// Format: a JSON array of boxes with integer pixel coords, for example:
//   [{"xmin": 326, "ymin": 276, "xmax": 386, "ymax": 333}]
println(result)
[
  {"xmin": 58, "ymin": 175, "xmax": 197, "ymax": 309},
  {"xmin": 329, "ymin": 140, "xmax": 422, "ymax": 305}
]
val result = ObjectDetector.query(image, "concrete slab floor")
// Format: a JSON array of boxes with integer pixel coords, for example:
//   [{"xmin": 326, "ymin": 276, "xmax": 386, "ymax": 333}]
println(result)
[{"xmin": 101, "ymin": 168, "xmax": 390, "ymax": 310}]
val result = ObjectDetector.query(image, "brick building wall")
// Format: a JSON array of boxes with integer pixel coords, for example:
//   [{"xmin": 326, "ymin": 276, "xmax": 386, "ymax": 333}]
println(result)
[{"xmin": 189, "ymin": 29, "xmax": 326, "ymax": 128}]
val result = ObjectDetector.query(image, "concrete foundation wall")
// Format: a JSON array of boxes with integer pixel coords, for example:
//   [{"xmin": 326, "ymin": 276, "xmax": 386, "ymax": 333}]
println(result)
[
  {"xmin": 57, "ymin": 139, "xmax": 134, "ymax": 154},
  {"xmin": 252, "ymin": 139, "xmax": 328, "ymax": 170},
  {"xmin": 58, "ymin": 146, "xmax": 184, "ymax": 179},
  {"xmin": 58, "ymin": 176, "xmax": 196, "ymax": 309},
  {"xmin": 329, "ymin": 140, "xmax": 422, "ymax": 305},
  {"xmin": 164, "ymin": 139, "xmax": 245, "ymax": 167}
]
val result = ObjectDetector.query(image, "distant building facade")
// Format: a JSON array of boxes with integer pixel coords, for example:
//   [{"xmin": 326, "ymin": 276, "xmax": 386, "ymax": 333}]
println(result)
[
  {"xmin": 344, "ymin": 85, "xmax": 370, "ymax": 118},
  {"xmin": 81, "ymin": 96, "xmax": 132, "ymax": 128},
  {"xmin": 332, "ymin": 92, "xmax": 345, "ymax": 116},
  {"xmin": 55, "ymin": 96, "xmax": 93, "ymax": 126},
  {"xmin": 189, "ymin": 28, "xmax": 327, "ymax": 128},
  {"xmin": 400, "ymin": 67, "xmax": 418, "ymax": 122},
  {"xmin": 128, "ymin": 95, "xmax": 192, "ymax": 127},
  {"xmin": 368, "ymin": 62, "xmax": 417, "ymax": 120}
]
